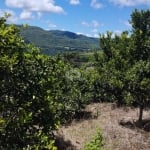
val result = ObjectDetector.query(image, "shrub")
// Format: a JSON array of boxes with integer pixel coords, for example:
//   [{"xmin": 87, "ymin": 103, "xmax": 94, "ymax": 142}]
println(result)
[{"xmin": 84, "ymin": 129, "xmax": 104, "ymax": 150}]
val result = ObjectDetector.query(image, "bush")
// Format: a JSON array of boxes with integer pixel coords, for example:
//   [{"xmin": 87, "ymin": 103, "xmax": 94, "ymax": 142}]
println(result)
[{"xmin": 84, "ymin": 129, "xmax": 104, "ymax": 150}]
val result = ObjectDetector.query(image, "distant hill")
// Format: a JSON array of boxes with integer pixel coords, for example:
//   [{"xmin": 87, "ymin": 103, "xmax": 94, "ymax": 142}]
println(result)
[{"xmin": 18, "ymin": 25, "xmax": 99, "ymax": 54}]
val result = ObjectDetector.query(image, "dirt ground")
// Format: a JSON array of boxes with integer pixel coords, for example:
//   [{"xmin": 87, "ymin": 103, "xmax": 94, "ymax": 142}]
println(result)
[{"xmin": 56, "ymin": 103, "xmax": 150, "ymax": 150}]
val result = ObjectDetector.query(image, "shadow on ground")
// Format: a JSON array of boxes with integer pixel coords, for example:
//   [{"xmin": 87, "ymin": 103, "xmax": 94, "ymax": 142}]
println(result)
[
  {"xmin": 74, "ymin": 110, "xmax": 95, "ymax": 120},
  {"xmin": 55, "ymin": 135, "xmax": 77, "ymax": 150},
  {"xmin": 55, "ymin": 110, "xmax": 95, "ymax": 149},
  {"xmin": 64, "ymin": 110, "xmax": 95, "ymax": 126},
  {"xmin": 119, "ymin": 119, "xmax": 150, "ymax": 132}
]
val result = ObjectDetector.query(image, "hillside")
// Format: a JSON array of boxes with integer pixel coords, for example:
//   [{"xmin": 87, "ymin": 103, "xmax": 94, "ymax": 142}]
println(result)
[{"xmin": 19, "ymin": 25, "xmax": 99, "ymax": 54}]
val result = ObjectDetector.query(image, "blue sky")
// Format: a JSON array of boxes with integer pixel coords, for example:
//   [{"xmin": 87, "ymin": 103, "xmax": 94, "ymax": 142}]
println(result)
[{"xmin": 0, "ymin": 0, "xmax": 149, "ymax": 37}]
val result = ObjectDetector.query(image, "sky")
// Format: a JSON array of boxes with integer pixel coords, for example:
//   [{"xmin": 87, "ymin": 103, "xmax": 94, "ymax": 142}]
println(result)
[{"xmin": 0, "ymin": 0, "xmax": 150, "ymax": 37}]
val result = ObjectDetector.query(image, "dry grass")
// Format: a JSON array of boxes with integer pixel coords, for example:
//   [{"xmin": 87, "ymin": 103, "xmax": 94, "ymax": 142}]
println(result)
[{"xmin": 56, "ymin": 103, "xmax": 150, "ymax": 150}]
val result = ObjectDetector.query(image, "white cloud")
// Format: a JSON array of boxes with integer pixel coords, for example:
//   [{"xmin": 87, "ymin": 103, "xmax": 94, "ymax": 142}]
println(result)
[
  {"xmin": 114, "ymin": 30, "xmax": 122, "ymax": 35},
  {"xmin": 37, "ymin": 12, "xmax": 42, "ymax": 19},
  {"xmin": 5, "ymin": 0, "xmax": 65, "ymax": 14},
  {"xmin": 93, "ymin": 33, "xmax": 99, "ymax": 38},
  {"xmin": 0, "ymin": 9, "xmax": 7, "ymax": 17},
  {"xmin": 91, "ymin": 28, "xmax": 100, "ymax": 37},
  {"xmin": 90, "ymin": 0, "xmax": 103, "ymax": 9},
  {"xmin": 45, "ymin": 20, "xmax": 57, "ymax": 29},
  {"xmin": 48, "ymin": 23, "xmax": 57, "ymax": 28},
  {"xmin": 81, "ymin": 20, "xmax": 102, "ymax": 37},
  {"xmin": 81, "ymin": 20, "xmax": 102, "ymax": 28},
  {"xmin": 20, "ymin": 10, "xmax": 33, "ymax": 20},
  {"xmin": 77, "ymin": 32, "xmax": 84, "ymax": 35},
  {"xmin": 121, "ymin": 20, "xmax": 132, "ymax": 27},
  {"xmin": 92, "ymin": 20, "xmax": 100, "ymax": 27},
  {"xmin": 110, "ymin": 0, "xmax": 150, "ymax": 6},
  {"xmin": 81, "ymin": 21, "xmax": 90, "ymax": 27},
  {"xmin": 91, "ymin": 29, "xmax": 98, "ymax": 33},
  {"xmin": 77, "ymin": 31, "xmax": 99, "ymax": 38},
  {"xmin": 69, "ymin": 0, "xmax": 80, "ymax": 5},
  {"xmin": 0, "ymin": 9, "xmax": 18, "ymax": 23},
  {"xmin": 85, "ymin": 33, "xmax": 92, "ymax": 37},
  {"xmin": 85, "ymin": 33, "xmax": 99, "ymax": 38}
]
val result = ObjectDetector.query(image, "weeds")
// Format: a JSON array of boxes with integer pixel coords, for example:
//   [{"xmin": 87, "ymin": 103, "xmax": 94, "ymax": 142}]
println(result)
[{"xmin": 84, "ymin": 128, "xmax": 104, "ymax": 150}]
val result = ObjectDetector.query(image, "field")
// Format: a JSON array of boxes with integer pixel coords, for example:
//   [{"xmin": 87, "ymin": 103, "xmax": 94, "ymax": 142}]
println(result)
[{"xmin": 56, "ymin": 103, "xmax": 150, "ymax": 150}]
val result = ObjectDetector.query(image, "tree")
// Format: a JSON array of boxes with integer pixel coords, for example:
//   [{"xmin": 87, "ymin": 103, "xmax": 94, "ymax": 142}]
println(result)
[
  {"xmin": 94, "ymin": 31, "xmax": 131, "ymax": 104},
  {"xmin": 125, "ymin": 60, "xmax": 150, "ymax": 122},
  {"xmin": 126, "ymin": 9, "xmax": 150, "ymax": 123},
  {"xmin": 130, "ymin": 9, "xmax": 150, "ymax": 62},
  {"xmin": 0, "ymin": 15, "xmax": 59, "ymax": 149},
  {"xmin": 0, "ymin": 15, "xmax": 92, "ymax": 149},
  {"xmin": 94, "ymin": 9, "xmax": 150, "ymax": 124},
  {"xmin": 56, "ymin": 66, "xmax": 92, "ymax": 122}
]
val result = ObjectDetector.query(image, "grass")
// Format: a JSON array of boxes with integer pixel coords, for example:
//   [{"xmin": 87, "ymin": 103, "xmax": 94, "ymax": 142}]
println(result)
[{"xmin": 56, "ymin": 103, "xmax": 150, "ymax": 150}]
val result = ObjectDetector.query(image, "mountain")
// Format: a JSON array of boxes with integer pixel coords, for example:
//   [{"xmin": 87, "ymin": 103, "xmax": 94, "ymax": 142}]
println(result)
[{"xmin": 19, "ymin": 25, "xmax": 99, "ymax": 54}]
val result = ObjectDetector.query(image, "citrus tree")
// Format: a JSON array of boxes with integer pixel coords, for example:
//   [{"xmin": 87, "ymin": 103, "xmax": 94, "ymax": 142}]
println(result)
[
  {"xmin": 126, "ymin": 9, "xmax": 150, "ymax": 123},
  {"xmin": 0, "ymin": 15, "xmax": 60, "ymax": 149},
  {"xmin": 94, "ymin": 9, "xmax": 150, "ymax": 123},
  {"xmin": 0, "ymin": 15, "xmax": 93, "ymax": 149},
  {"xmin": 94, "ymin": 31, "xmax": 131, "ymax": 105}
]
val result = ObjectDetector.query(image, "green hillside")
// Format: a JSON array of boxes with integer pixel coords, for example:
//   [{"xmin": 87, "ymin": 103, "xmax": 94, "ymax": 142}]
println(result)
[{"xmin": 19, "ymin": 25, "xmax": 99, "ymax": 54}]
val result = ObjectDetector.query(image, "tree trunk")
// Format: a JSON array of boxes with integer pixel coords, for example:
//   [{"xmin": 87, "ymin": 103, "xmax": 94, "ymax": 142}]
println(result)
[{"xmin": 138, "ymin": 105, "xmax": 144, "ymax": 124}]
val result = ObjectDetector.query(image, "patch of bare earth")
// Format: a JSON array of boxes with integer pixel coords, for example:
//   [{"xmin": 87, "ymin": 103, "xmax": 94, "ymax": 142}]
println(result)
[{"xmin": 56, "ymin": 103, "xmax": 150, "ymax": 150}]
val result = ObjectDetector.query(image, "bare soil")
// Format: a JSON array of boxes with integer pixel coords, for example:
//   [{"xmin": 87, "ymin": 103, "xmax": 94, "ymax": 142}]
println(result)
[{"xmin": 56, "ymin": 103, "xmax": 150, "ymax": 150}]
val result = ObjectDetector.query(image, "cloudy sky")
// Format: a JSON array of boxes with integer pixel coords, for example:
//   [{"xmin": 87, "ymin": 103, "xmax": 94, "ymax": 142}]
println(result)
[{"xmin": 0, "ymin": 0, "xmax": 149, "ymax": 37}]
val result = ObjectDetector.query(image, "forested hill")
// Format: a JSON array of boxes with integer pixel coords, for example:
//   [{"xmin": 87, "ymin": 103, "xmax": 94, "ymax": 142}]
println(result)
[{"xmin": 18, "ymin": 25, "xmax": 99, "ymax": 54}]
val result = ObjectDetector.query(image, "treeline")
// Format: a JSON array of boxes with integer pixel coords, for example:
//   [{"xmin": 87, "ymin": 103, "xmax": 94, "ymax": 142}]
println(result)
[{"xmin": 0, "ymin": 9, "xmax": 149, "ymax": 149}]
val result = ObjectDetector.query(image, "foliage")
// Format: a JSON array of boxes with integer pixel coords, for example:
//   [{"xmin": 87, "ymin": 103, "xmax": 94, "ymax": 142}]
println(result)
[
  {"xmin": 61, "ymin": 51, "xmax": 96, "ymax": 68},
  {"xmin": 130, "ymin": 9, "xmax": 150, "ymax": 62},
  {"xmin": 94, "ymin": 31, "xmax": 131, "ymax": 104},
  {"xmin": 94, "ymin": 9, "xmax": 150, "ymax": 122},
  {"xmin": 0, "ymin": 15, "xmax": 60, "ymax": 149},
  {"xmin": 0, "ymin": 14, "xmax": 94, "ymax": 149},
  {"xmin": 57, "ymin": 67, "xmax": 92, "ymax": 122},
  {"xmin": 126, "ymin": 9, "xmax": 150, "ymax": 122},
  {"xmin": 125, "ymin": 60, "xmax": 150, "ymax": 122},
  {"xmin": 84, "ymin": 129, "xmax": 104, "ymax": 150}
]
